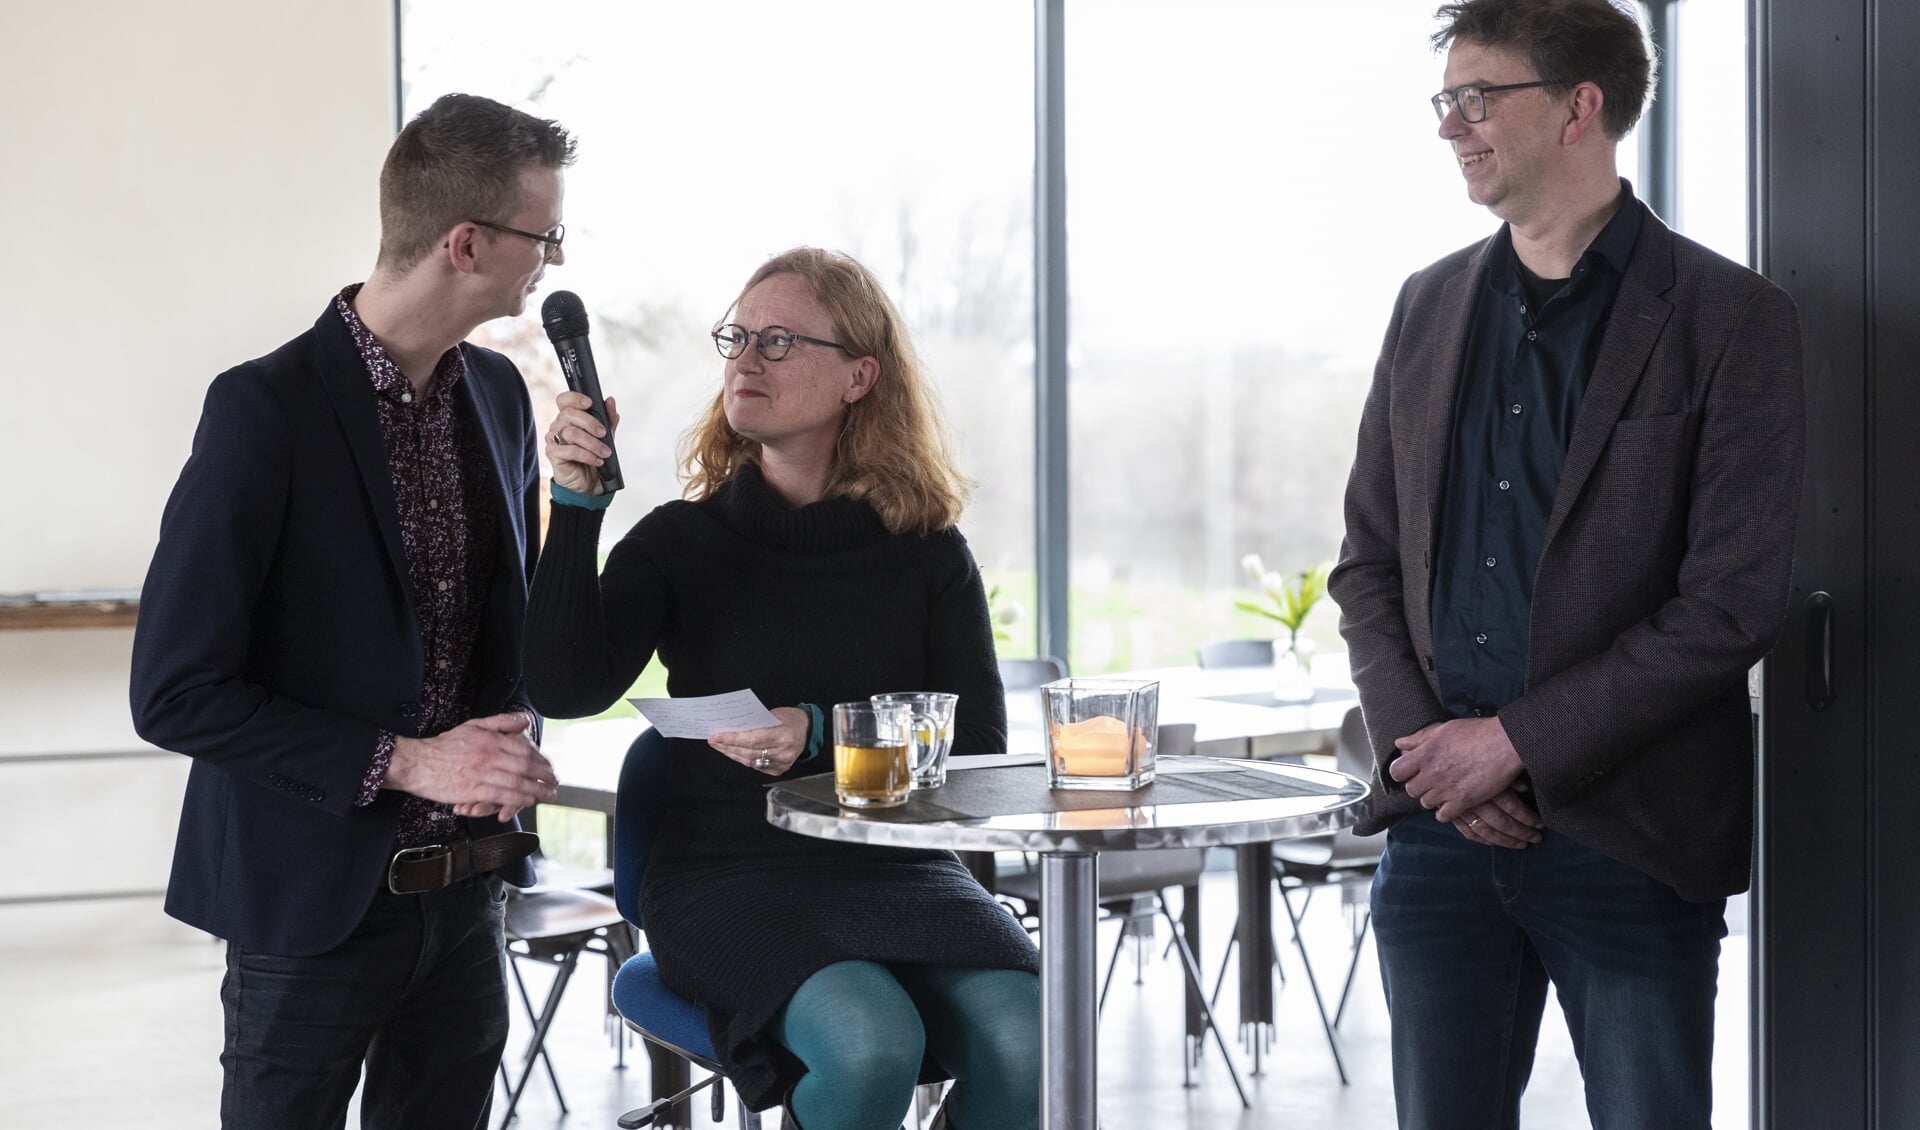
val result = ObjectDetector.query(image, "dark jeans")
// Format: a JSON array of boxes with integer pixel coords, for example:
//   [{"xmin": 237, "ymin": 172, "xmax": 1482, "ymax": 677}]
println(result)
[
  {"xmin": 1372, "ymin": 815, "xmax": 1726, "ymax": 1130},
  {"xmin": 219, "ymin": 874, "xmax": 510, "ymax": 1130}
]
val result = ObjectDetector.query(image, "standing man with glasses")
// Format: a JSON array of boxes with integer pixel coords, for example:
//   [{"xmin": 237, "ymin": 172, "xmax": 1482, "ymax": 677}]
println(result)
[
  {"xmin": 132, "ymin": 93, "xmax": 573, "ymax": 1130},
  {"xmin": 1329, "ymin": 1, "xmax": 1803, "ymax": 1126}
]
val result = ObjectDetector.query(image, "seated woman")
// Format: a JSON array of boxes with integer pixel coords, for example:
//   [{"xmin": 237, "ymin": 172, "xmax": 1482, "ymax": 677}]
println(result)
[{"xmin": 523, "ymin": 247, "xmax": 1040, "ymax": 1129}]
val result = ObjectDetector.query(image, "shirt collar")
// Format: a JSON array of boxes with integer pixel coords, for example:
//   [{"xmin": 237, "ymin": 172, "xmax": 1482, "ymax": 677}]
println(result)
[
  {"xmin": 1486, "ymin": 178, "xmax": 1645, "ymax": 298},
  {"xmin": 335, "ymin": 282, "xmax": 467, "ymax": 405}
]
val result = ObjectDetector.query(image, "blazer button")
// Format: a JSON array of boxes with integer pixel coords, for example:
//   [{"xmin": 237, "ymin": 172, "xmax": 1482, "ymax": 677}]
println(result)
[{"xmin": 400, "ymin": 703, "xmax": 418, "ymax": 719}]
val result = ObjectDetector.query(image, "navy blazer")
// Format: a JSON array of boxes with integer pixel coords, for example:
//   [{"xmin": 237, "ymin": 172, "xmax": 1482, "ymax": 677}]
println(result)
[{"xmin": 132, "ymin": 300, "xmax": 543, "ymax": 956}]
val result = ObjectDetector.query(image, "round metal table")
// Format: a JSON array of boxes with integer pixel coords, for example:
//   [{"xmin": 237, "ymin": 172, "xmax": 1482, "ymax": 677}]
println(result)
[{"xmin": 766, "ymin": 754, "xmax": 1369, "ymax": 1130}]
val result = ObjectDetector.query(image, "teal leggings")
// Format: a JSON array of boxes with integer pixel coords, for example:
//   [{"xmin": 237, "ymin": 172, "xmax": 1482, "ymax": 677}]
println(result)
[{"xmin": 770, "ymin": 961, "xmax": 1040, "ymax": 1130}]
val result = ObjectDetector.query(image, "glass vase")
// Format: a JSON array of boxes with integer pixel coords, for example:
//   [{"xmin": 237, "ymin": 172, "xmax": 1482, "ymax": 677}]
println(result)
[{"xmin": 1273, "ymin": 635, "xmax": 1315, "ymax": 703}]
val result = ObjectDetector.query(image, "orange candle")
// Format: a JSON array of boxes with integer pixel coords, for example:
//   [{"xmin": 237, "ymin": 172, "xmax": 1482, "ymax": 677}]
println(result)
[{"xmin": 1052, "ymin": 716, "xmax": 1133, "ymax": 776}]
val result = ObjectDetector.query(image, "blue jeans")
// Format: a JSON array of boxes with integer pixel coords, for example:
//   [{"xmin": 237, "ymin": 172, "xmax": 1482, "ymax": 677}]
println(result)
[
  {"xmin": 1372, "ymin": 815, "xmax": 1726, "ymax": 1130},
  {"xmin": 218, "ymin": 875, "xmax": 510, "ymax": 1130}
]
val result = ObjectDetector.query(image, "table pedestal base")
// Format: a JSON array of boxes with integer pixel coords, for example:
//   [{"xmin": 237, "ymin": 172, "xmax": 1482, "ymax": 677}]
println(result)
[{"xmin": 1041, "ymin": 852, "xmax": 1098, "ymax": 1130}]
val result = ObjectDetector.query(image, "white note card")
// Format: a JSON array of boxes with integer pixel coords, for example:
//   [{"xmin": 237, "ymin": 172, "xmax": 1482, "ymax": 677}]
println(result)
[{"xmin": 627, "ymin": 690, "xmax": 780, "ymax": 740}]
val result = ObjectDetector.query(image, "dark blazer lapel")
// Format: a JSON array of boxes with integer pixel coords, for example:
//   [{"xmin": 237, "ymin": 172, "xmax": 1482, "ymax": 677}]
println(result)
[
  {"xmin": 453, "ymin": 352, "xmax": 527, "ymax": 583},
  {"xmin": 1541, "ymin": 217, "xmax": 1676, "ymax": 548},
  {"xmin": 1420, "ymin": 243, "xmax": 1492, "ymax": 552},
  {"xmin": 310, "ymin": 304, "xmax": 412, "ymax": 593}
]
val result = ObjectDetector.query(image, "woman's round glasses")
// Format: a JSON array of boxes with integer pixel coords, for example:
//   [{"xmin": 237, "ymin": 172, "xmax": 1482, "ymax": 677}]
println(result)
[{"xmin": 712, "ymin": 324, "xmax": 849, "ymax": 362}]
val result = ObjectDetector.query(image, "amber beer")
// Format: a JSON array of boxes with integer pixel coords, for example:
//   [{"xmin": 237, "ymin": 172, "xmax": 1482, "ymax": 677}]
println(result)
[
  {"xmin": 833, "ymin": 741, "xmax": 912, "ymax": 807},
  {"xmin": 832, "ymin": 701, "xmax": 917, "ymax": 808}
]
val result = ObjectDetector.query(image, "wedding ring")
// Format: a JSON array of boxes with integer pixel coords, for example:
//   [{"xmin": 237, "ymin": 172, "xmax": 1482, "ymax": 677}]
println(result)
[
  {"xmin": 1467, "ymin": 817, "xmax": 1482, "ymax": 829},
  {"xmin": 754, "ymin": 751, "xmax": 771, "ymax": 770}
]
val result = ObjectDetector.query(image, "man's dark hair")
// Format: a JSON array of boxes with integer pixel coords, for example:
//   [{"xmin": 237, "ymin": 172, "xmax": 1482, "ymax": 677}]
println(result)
[
  {"xmin": 1433, "ymin": 0, "xmax": 1653, "ymax": 139},
  {"xmin": 377, "ymin": 93, "xmax": 576, "ymax": 274}
]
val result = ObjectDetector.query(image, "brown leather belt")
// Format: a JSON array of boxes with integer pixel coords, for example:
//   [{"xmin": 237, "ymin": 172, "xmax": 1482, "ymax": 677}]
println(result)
[{"xmin": 386, "ymin": 831, "xmax": 539, "ymax": 895}]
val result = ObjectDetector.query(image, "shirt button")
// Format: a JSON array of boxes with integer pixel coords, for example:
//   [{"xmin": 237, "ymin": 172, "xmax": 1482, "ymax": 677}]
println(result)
[
  {"xmin": 1475, "ymin": 633, "xmax": 1489, "ymax": 645},
  {"xmin": 436, "ymin": 580, "xmax": 449, "ymax": 592},
  {"xmin": 1511, "ymin": 404, "xmax": 1523, "ymax": 414},
  {"xmin": 428, "ymin": 499, "xmax": 438, "ymax": 510},
  {"xmin": 1518, "ymin": 303, "xmax": 1528, "ymax": 315},
  {"xmin": 1498, "ymin": 479, "xmax": 1511, "ymax": 491},
  {"xmin": 401, "ymin": 392, "xmax": 414, "ymax": 404},
  {"xmin": 1526, "ymin": 330, "xmax": 1538, "ymax": 342},
  {"xmin": 1485, "ymin": 556, "xmax": 1497, "ymax": 567},
  {"xmin": 437, "ymin": 658, "xmax": 449, "ymax": 670}
]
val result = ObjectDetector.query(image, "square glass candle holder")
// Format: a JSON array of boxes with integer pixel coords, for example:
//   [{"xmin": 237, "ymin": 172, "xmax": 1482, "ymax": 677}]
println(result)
[{"xmin": 1042, "ymin": 678, "xmax": 1158, "ymax": 790}]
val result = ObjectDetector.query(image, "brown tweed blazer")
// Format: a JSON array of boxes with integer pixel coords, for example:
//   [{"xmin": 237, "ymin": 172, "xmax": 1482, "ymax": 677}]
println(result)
[{"xmin": 1328, "ymin": 211, "xmax": 1804, "ymax": 902}]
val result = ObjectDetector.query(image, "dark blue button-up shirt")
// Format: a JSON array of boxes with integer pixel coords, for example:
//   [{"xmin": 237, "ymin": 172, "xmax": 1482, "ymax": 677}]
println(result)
[{"xmin": 1430, "ymin": 182, "xmax": 1645, "ymax": 718}]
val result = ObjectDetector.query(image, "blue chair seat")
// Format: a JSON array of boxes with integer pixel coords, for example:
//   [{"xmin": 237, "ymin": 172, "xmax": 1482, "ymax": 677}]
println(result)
[{"xmin": 613, "ymin": 951, "xmax": 720, "ymax": 1066}]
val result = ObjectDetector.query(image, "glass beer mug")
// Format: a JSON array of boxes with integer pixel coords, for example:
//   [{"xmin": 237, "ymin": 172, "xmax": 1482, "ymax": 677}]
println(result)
[
  {"xmin": 870, "ymin": 691, "xmax": 959, "ymax": 789},
  {"xmin": 832, "ymin": 702, "xmax": 935, "ymax": 808}
]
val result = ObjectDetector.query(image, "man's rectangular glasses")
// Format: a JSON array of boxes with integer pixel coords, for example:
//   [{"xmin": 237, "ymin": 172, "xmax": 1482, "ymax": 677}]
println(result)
[
  {"xmin": 1431, "ymin": 80, "xmax": 1555, "ymax": 123},
  {"xmin": 470, "ymin": 219, "xmax": 565, "ymax": 263}
]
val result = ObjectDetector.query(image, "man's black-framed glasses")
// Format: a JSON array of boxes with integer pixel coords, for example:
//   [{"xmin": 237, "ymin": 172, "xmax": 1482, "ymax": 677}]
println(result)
[
  {"xmin": 470, "ymin": 219, "xmax": 566, "ymax": 263},
  {"xmin": 1431, "ymin": 80, "xmax": 1556, "ymax": 123},
  {"xmin": 712, "ymin": 323, "xmax": 850, "ymax": 362}
]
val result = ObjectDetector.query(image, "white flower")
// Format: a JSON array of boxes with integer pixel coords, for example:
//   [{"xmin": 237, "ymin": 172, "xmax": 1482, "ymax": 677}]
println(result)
[{"xmin": 1241, "ymin": 553, "xmax": 1266, "ymax": 583}]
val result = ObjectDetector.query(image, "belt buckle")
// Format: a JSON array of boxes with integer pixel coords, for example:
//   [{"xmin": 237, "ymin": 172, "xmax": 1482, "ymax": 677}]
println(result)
[{"xmin": 388, "ymin": 844, "xmax": 453, "ymax": 895}]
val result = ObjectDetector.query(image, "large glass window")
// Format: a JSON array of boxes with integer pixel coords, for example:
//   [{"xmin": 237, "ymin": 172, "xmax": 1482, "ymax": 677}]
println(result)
[
  {"xmin": 401, "ymin": 0, "xmax": 1038, "ymax": 674},
  {"xmin": 1063, "ymin": 0, "xmax": 1594, "ymax": 673},
  {"xmin": 1673, "ymin": 0, "xmax": 1748, "ymax": 264}
]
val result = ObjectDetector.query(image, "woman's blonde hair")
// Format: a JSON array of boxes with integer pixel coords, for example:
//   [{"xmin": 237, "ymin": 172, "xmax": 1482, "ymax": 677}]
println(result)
[{"xmin": 678, "ymin": 247, "xmax": 972, "ymax": 535}]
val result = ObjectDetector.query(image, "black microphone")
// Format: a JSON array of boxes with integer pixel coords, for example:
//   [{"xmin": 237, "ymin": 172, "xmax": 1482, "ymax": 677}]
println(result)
[{"xmin": 540, "ymin": 290, "xmax": 623, "ymax": 493}]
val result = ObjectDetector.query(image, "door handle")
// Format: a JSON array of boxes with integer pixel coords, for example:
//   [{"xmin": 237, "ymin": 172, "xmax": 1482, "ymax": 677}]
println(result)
[{"xmin": 1805, "ymin": 591, "xmax": 1835, "ymax": 712}]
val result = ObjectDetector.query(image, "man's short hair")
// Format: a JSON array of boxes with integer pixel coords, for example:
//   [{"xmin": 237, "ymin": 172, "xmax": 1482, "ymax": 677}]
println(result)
[
  {"xmin": 377, "ymin": 93, "xmax": 576, "ymax": 274},
  {"xmin": 1432, "ymin": 0, "xmax": 1654, "ymax": 139}
]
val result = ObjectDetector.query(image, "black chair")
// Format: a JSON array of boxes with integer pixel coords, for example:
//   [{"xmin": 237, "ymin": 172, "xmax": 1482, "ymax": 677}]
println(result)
[
  {"xmin": 1195, "ymin": 638, "xmax": 1274, "ymax": 669},
  {"xmin": 1272, "ymin": 707, "xmax": 1382, "ymax": 1031},
  {"xmin": 974, "ymin": 655, "xmax": 1071, "ymax": 896},
  {"xmin": 497, "ymin": 883, "xmax": 631, "ymax": 1124},
  {"xmin": 991, "ymin": 723, "xmax": 1249, "ymax": 1106},
  {"xmin": 996, "ymin": 655, "xmax": 1068, "ymax": 688},
  {"xmin": 1207, "ymin": 705, "xmax": 1381, "ymax": 1085}
]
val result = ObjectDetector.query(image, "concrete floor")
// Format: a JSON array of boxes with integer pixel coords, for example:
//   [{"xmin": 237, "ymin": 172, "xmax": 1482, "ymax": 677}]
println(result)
[{"xmin": 0, "ymin": 872, "xmax": 1749, "ymax": 1129}]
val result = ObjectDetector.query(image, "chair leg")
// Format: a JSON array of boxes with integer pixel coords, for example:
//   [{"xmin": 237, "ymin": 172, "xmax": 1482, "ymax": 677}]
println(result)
[
  {"xmin": 1097, "ymin": 915, "xmax": 1132, "ymax": 1014},
  {"xmin": 645, "ymin": 1044, "xmax": 692, "ymax": 1130},
  {"xmin": 1278, "ymin": 886, "xmax": 1349, "ymax": 1085},
  {"xmin": 506, "ymin": 953, "xmax": 568, "ymax": 1111},
  {"xmin": 1207, "ymin": 917, "xmax": 1236, "ymax": 1009},
  {"xmin": 1157, "ymin": 903, "xmax": 1249, "ymax": 1108},
  {"xmin": 616, "ymin": 1066, "xmax": 726, "ymax": 1129},
  {"xmin": 1332, "ymin": 907, "xmax": 1373, "ymax": 1029},
  {"xmin": 501, "ymin": 947, "xmax": 586, "ymax": 1123},
  {"xmin": 1134, "ymin": 918, "xmax": 1149, "ymax": 985}
]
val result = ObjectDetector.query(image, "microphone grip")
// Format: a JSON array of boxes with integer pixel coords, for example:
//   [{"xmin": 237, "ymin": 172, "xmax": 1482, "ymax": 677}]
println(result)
[{"xmin": 551, "ymin": 335, "xmax": 623, "ymax": 492}]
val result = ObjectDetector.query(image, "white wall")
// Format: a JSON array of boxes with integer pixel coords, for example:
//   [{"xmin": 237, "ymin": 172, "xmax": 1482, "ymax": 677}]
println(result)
[{"xmin": 0, "ymin": 0, "xmax": 395, "ymax": 935}]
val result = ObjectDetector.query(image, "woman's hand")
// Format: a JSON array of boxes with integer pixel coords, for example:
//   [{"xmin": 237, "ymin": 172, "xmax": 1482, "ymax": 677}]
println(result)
[
  {"xmin": 710, "ymin": 707, "xmax": 812, "ymax": 776},
  {"xmin": 546, "ymin": 390, "xmax": 621, "ymax": 495}
]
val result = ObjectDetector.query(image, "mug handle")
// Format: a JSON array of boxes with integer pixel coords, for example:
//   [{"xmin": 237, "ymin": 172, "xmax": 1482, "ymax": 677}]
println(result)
[{"xmin": 907, "ymin": 711, "xmax": 940, "ymax": 775}]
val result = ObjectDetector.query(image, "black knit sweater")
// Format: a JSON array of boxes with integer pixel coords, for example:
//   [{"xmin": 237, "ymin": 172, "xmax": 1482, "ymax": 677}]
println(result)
[{"xmin": 523, "ymin": 465, "xmax": 1038, "ymax": 1110}]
